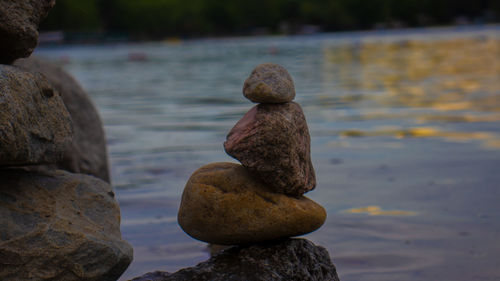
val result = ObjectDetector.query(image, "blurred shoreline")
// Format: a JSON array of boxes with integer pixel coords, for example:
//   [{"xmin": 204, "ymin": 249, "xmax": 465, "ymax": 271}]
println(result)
[{"xmin": 39, "ymin": 22, "xmax": 500, "ymax": 46}]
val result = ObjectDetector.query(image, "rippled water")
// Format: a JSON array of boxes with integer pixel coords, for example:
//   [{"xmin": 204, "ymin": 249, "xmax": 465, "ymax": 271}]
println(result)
[{"xmin": 36, "ymin": 25, "xmax": 500, "ymax": 281}]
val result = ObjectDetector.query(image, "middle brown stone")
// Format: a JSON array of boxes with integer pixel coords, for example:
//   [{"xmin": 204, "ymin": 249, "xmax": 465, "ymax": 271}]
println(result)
[{"xmin": 224, "ymin": 102, "xmax": 316, "ymax": 196}]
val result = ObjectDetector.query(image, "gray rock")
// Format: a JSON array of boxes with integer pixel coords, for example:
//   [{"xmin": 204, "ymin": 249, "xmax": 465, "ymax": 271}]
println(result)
[
  {"xmin": 130, "ymin": 238, "xmax": 340, "ymax": 281},
  {"xmin": 243, "ymin": 63, "xmax": 295, "ymax": 103},
  {"xmin": 0, "ymin": 0, "xmax": 55, "ymax": 64},
  {"xmin": 0, "ymin": 168, "xmax": 133, "ymax": 281},
  {"xmin": 224, "ymin": 102, "xmax": 316, "ymax": 196},
  {"xmin": 0, "ymin": 65, "xmax": 73, "ymax": 166},
  {"xmin": 15, "ymin": 57, "xmax": 110, "ymax": 182}
]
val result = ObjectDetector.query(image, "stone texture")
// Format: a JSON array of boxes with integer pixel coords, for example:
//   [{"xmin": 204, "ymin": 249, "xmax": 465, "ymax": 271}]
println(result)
[
  {"xmin": 0, "ymin": 168, "xmax": 133, "ymax": 281},
  {"xmin": 178, "ymin": 162, "xmax": 326, "ymax": 245},
  {"xmin": 224, "ymin": 102, "xmax": 316, "ymax": 196},
  {"xmin": 15, "ymin": 57, "xmax": 110, "ymax": 182},
  {"xmin": 130, "ymin": 238, "xmax": 340, "ymax": 281},
  {"xmin": 243, "ymin": 63, "xmax": 295, "ymax": 103},
  {"xmin": 0, "ymin": 65, "xmax": 73, "ymax": 166},
  {"xmin": 0, "ymin": 0, "xmax": 55, "ymax": 64}
]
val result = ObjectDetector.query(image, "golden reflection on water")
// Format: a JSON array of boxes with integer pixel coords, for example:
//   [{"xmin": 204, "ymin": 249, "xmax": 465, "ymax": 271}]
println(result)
[
  {"xmin": 337, "ymin": 126, "xmax": 500, "ymax": 149},
  {"xmin": 321, "ymin": 35, "xmax": 500, "ymax": 149},
  {"xmin": 343, "ymin": 206, "xmax": 417, "ymax": 216},
  {"xmin": 415, "ymin": 113, "xmax": 500, "ymax": 123}
]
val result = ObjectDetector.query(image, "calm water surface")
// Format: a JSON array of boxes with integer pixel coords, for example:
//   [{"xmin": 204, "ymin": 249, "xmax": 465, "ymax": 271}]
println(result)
[{"xmin": 36, "ymin": 26, "xmax": 500, "ymax": 281}]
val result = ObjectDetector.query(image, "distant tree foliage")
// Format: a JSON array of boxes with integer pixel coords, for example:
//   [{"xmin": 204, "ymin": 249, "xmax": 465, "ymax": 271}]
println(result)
[
  {"xmin": 42, "ymin": 0, "xmax": 102, "ymax": 31},
  {"xmin": 40, "ymin": 0, "xmax": 500, "ymax": 38}
]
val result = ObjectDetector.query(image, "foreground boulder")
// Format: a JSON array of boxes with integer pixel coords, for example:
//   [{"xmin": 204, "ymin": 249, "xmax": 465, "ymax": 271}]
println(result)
[
  {"xmin": 15, "ymin": 57, "xmax": 111, "ymax": 182},
  {"xmin": 130, "ymin": 238, "xmax": 340, "ymax": 281},
  {"xmin": 0, "ymin": 0, "xmax": 55, "ymax": 64},
  {"xmin": 0, "ymin": 65, "xmax": 72, "ymax": 166},
  {"xmin": 178, "ymin": 162, "xmax": 326, "ymax": 245},
  {"xmin": 224, "ymin": 102, "xmax": 316, "ymax": 196},
  {"xmin": 0, "ymin": 168, "xmax": 133, "ymax": 281}
]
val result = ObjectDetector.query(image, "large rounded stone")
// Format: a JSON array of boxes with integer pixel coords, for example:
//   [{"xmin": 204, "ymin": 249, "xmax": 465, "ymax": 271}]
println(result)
[
  {"xmin": 0, "ymin": 0, "xmax": 55, "ymax": 64},
  {"xmin": 224, "ymin": 102, "xmax": 316, "ymax": 196},
  {"xmin": 15, "ymin": 57, "xmax": 110, "ymax": 182},
  {"xmin": 0, "ymin": 168, "xmax": 133, "ymax": 281},
  {"xmin": 243, "ymin": 63, "xmax": 295, "ymax": 103},
  {"xmin": 130, "ymin": 238, "xmax": 340, "ymax": 281},
  {"xmin": 0, "ymin": 65, "xmax": 73, "ymax": 166},
  {"xmin": 178, "ymin": 162, "xmax": 326, "ymax": 245}
]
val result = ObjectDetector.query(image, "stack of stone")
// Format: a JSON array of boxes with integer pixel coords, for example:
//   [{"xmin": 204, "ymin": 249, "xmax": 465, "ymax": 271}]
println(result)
[
  {"xmin": 133, "ymin": 64, "xmax": 339, "ymax": 281},
  {"xmin": 178, "ymin": 63, "xmax": 326, "ymax": 245},
  {"xmin": 0, "ymin": 2, "xmax": 132, "ymax": 280}
]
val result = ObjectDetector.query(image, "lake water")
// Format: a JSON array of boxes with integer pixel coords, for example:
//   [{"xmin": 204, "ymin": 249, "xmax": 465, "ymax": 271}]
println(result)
[{"xmin": 36, "ymin": 25, "xmax": 500, "ymax": 281}]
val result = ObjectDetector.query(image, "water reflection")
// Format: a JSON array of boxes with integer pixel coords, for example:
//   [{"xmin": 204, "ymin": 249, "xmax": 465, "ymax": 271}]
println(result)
[
  {"xmin": 324, "ymin": 38, "xmax": 500, "ymax": 104},
  {"xmin": 313, "ymin": 35, "xmax": 500, "ymax": 156},
  {"xmin": 334, "ymin": 126, "xmax": 500, "ymax": 149},
  {"xmin": 343, "ymin": 206, "xmax": 417, "ymax": 216}
]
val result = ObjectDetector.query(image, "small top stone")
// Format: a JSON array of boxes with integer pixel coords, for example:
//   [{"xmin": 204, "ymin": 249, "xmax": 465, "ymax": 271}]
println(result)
[{"xmin": 243, "ymin": 63, "xmax": 295, "ymax": 103}]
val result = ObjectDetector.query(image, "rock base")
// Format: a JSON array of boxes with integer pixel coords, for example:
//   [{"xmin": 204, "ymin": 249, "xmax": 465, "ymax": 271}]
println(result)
[{"xmin": 130, "ymin": 239, "xmax": 339, "ymax": 281}]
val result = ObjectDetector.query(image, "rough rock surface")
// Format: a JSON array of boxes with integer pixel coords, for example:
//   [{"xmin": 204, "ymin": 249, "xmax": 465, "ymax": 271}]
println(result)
[
  {"xmin": 0, "ymin": 0, "xmax": 55, "ymax": 64},
  {"xmin": 0, "ymin": 168, "xmax": 133, "ymax": 281},
  {"xmin": 243, "ymin": 63, "xmax": 295, "ymax": 103},
  {"xmin": 178, "ymin": 162, "xmax": 326, "ymax": 245},
  {"xmin": 0, "ymin": 65, "xmax": 73, "ymax": 166},
  {"xmin": 130, "ymin": 238, "xmax": 340, "ymax": 281},
  {"xmin": 15, "ymin": 57, "xmax": 110, "ymax": 182},
  {"xmin": 224, "ymin": 102, "xmax": 316, "ymax": 196}
]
